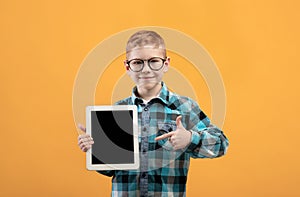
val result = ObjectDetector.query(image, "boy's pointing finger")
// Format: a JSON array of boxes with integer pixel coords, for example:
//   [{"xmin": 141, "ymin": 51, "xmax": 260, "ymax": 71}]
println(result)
[{"xmin": 155, "ymin": 132, "xmax": 175, "ymax": 141}]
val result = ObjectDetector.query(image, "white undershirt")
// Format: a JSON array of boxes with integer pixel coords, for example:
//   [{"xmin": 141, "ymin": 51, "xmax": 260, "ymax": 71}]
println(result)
[{"xmin": 141, "ymin": 93, "xmax": 160, "ymax": 104}]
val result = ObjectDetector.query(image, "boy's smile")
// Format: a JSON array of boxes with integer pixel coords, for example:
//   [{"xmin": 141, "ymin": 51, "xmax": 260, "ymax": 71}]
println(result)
[{"xmin": 125, "ymin": 46, "xmax": 170, "ymax": 100}]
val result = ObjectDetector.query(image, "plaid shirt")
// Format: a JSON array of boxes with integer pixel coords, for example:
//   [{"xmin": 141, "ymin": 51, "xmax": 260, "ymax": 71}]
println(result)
[{"xmin": 97, "ymin": 82, "xmax": 229, "ymax": 197}]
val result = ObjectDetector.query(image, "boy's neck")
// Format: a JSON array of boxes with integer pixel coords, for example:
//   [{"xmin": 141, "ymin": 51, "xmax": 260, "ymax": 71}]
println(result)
[{"xmin": 136, "ymin": 82, "xmax": 162, "ymax": 102}]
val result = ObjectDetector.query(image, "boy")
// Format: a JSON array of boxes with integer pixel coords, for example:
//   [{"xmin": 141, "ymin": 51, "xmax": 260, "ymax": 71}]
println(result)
[{"xmin": 78, "ymin": 30, "xmax": 229, "ymax": 197}]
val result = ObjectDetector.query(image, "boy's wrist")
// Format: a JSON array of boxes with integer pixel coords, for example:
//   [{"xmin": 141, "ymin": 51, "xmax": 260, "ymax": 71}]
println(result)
[{"xmin": 186, "ymin": 130, "xmax": 201, "ymax": 152}]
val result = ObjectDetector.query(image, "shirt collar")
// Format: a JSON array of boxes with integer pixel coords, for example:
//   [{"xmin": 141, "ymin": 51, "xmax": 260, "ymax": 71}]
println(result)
[{"xmin": 131, "ymin": 81, "xmax": 170, "ymax": 106}]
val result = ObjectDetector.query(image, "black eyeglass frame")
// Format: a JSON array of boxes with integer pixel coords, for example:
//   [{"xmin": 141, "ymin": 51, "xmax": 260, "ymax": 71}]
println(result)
[{"xmin": 126, "ymin": 57, "xmax": 167, "ymax": 72}]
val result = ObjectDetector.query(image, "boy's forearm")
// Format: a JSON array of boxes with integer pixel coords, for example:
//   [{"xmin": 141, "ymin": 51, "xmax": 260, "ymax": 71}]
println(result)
[{"xmin": 187, "ymin": 124, "xmax": 229, "ymax": 158}]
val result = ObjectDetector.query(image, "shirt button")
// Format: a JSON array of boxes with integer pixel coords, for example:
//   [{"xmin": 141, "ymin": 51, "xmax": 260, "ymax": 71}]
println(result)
[
  {"xmin": 144, "ymin": 107, "xmax": 148, "ymax": 111},
  {"xmin": 143, "ymin": 149, "xmax": 147, "ymax": 153},
  {"xmin": 143, "ymin": 127, "xmax": 147, "ymax": 132},
  {"xmin": 141, "ymin": 172, "xmax": 147, "ymax": 178}
]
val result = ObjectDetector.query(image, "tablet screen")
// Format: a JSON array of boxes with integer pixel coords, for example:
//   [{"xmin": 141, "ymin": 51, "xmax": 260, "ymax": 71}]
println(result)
[
  {"xmin": 91, "ymin": 110, "xmax": 134, "ymax": 164},
  {"xmin": 86, "ymin": 105, "xmax": 139, "ymax": 170}
]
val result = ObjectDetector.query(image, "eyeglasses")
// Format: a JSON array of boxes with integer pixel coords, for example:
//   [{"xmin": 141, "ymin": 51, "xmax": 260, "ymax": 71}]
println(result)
[{"xmin": 126, "ymin": 57, "xmax": 167, "ymax": 72}]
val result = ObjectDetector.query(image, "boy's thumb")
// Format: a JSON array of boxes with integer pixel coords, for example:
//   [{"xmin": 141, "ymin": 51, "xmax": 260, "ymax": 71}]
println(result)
[
  {"xmin": 78, "ymin": 123, "xmax": 86, "ymax": 133},
  {"xmin": 176, "ymin": 116, "xmax": 183, "ymax": 128}
]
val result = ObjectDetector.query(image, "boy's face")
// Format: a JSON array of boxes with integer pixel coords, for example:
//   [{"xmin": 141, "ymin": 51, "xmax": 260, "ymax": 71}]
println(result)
[{"xmin": 124, "ymin": 46, "xmax": 170, "ymax": 91}]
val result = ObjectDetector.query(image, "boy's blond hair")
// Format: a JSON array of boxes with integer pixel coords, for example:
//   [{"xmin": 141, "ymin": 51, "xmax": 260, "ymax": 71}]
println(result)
[{"xmin": 126, "ymin": 30, "xmax": 166, "ymax": 57}]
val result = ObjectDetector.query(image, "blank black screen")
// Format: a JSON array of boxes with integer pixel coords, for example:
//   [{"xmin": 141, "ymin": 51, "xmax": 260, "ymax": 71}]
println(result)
[{"xmin": 91, "ymin": 110, "xmax": 134, "ymax": 164}]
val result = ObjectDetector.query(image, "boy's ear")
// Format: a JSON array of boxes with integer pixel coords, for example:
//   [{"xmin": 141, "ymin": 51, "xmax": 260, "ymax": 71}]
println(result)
[
  {"xmin": 163, "ymin": 57, "xmax": 170, "ymax": 72},
  {"xmin": 123, "ymin": 60, "xmax": 129, "ymax": 71}
]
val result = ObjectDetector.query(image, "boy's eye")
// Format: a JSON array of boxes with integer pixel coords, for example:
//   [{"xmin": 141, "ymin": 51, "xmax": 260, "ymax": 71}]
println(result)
[
  {"xmin": 131, "ymin": 60, "xmax": 143, "ymax": 65},
  {"xmin": 149, "ymin": 59, "xmax": 160, "ymax": 63}
]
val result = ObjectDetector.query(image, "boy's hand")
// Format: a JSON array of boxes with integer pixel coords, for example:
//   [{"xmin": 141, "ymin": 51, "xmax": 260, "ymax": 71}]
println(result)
[
  {"xmin": 77, "ymin": 124, "xmax": 94, "ymax": 152},
  {"xmin": 155, "ymin": 116, "xmax": 192, "ymax": 150}
]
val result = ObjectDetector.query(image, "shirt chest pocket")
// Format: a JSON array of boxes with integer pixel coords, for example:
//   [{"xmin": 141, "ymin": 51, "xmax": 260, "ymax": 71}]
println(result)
[{"xmin": 156, "ymin": 121, "xmax": 177, "ymax": 150}]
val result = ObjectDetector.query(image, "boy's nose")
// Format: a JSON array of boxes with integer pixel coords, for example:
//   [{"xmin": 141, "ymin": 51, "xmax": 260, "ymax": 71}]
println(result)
[{"xmin": 141, "ymin": 62, "xmax": 151, "ymax": 72}]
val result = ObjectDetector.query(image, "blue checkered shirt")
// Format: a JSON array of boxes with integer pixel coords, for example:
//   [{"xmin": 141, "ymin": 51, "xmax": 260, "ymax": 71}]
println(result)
[{"xmin": 97, "ymin": 82, "xmax": 229, "ymax": 197}]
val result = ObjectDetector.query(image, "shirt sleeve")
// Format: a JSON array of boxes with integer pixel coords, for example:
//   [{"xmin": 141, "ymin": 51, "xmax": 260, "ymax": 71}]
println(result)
[
  {"xmin": 96, "ymin": 170, "xmax": 115, "ymax": 177},
  {"xmin": 185, "ymin": 100, "xmax": 229, "ymax": 158}
]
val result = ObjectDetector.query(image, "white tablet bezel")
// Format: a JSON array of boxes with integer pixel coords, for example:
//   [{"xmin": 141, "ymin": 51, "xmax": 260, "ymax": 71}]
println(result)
[{"xmin": 86, "ymin": 105, "xmax": 139, "ymax": 171}]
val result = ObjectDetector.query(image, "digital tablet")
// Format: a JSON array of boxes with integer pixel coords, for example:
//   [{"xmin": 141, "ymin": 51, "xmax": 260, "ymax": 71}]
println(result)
[{"xmin": 86, "ymin": 105, "xmax": 139, "ymax": 170}]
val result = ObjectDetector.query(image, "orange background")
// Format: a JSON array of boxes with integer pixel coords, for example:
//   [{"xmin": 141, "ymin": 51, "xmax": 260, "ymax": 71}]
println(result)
[{"xmin": 1, "ymin": 0, "xmax": 300, "ymax": 196}]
